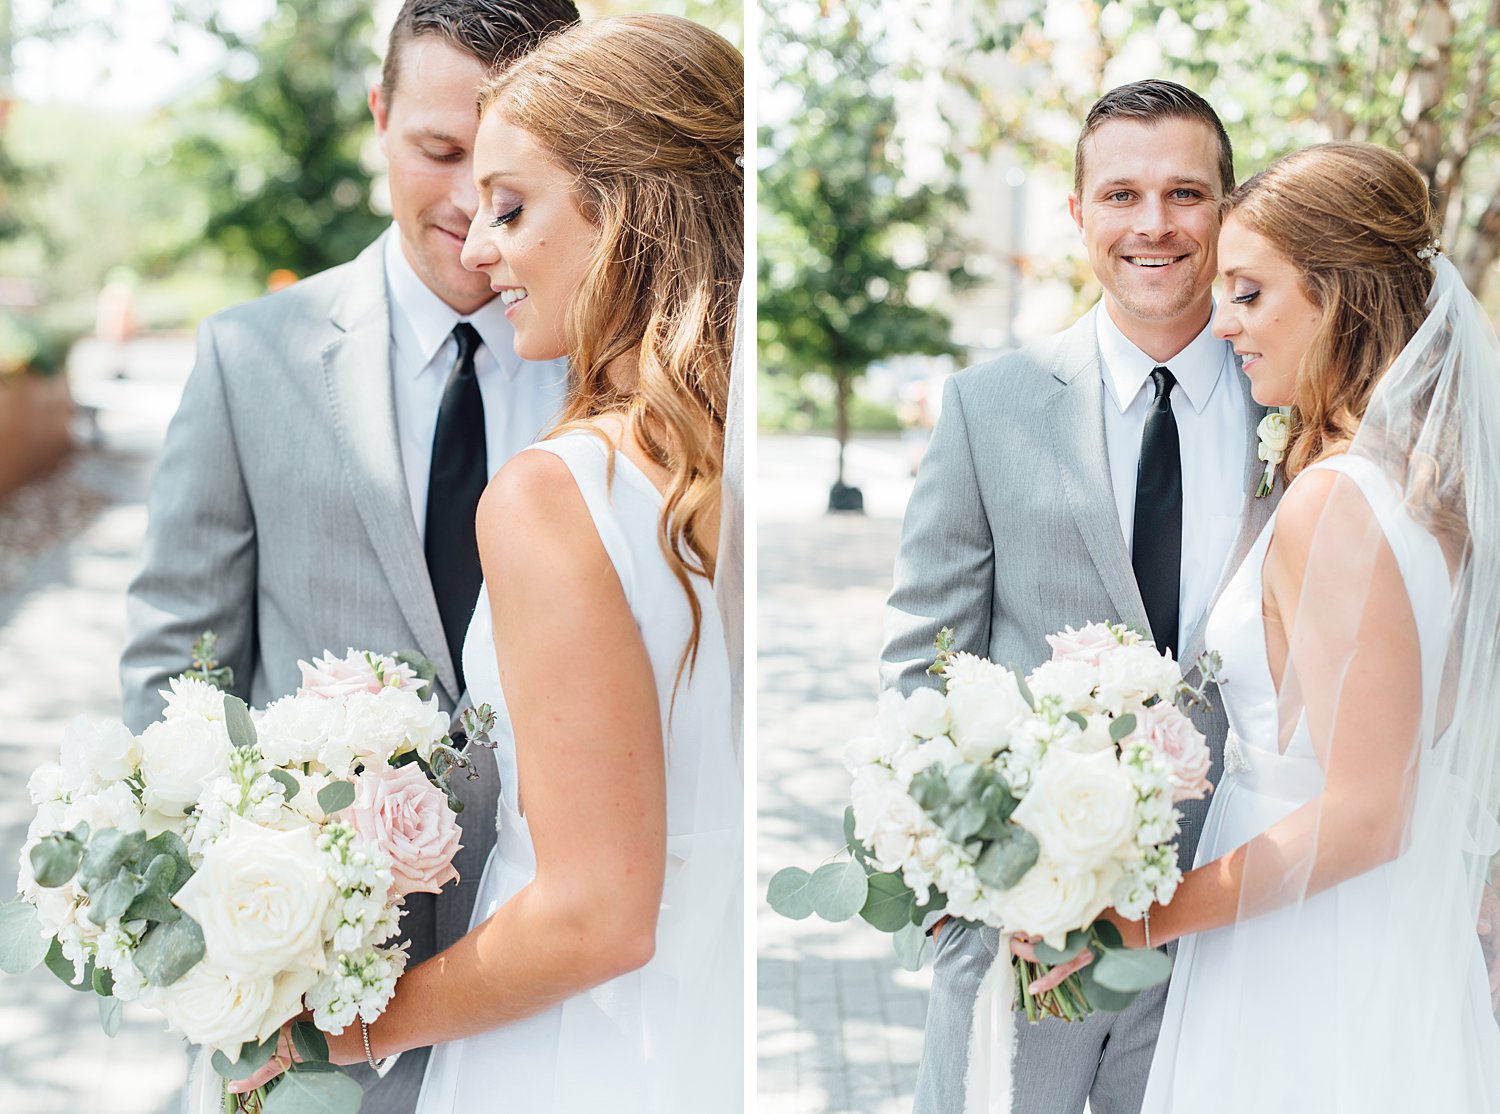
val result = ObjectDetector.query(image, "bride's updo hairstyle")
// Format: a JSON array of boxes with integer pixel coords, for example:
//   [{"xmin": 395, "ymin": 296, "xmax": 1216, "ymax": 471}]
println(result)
[
  {"xmin": 476, "ymin": 14, "xmax": 742, "ymax": 673},
  {"xmin": 1224, "ymin": 142, "xmax": 1438, "ymax": 482}
]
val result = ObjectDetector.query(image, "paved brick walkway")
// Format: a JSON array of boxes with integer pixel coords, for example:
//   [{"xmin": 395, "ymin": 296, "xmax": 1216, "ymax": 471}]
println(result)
[{"xmin": 757, "ymin": 434, "xmax": 931, "ymax": 1114}]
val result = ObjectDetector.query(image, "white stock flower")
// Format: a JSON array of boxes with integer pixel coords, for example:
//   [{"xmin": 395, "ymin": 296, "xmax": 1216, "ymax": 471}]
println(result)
[
  {"xmin": 1012, "ymin": 749, "xmax": 1138, "ymax": 869},
  {"xmin": 160, "ymin": 676, "xmax": 229, "ymax": 722},
  {"xmin": 172, "ymin": 815, "xmax": 332, "ymax": 978},
  {"xmin": 989, "ymin": 856, "xmax": 1114, "ymax": 948},
  {"xmin": 59, "ymin": 716, "xmax": 140, "ymax": 793},
  {"xmin": 138, "ymin": 716, "xmax": 233, "ymax": 815},
  {"xmin": 255, "ymin": 693, "xmax": 342, "ymax": 767},
  {"xmin": 945, "ymin": 676, "xmax": 1029, "ymax": 761},
  {"xmin": 146, "ymin": 963, "xmax": 315, "ymax": 1057}
]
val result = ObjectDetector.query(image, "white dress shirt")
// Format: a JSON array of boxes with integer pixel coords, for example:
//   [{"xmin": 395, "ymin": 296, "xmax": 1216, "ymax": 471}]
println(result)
[
  {"xmin": 1096, "ymin": 301, "xmax": 1248, "ymax": 643},
  {"xmin": 385, "ymin": 228, "xmax": 570, "ymax": 541}
]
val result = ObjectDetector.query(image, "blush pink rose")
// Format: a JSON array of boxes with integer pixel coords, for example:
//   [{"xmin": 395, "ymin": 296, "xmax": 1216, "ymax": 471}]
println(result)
[
  {"xmin": 1045, "ymin": 623, "xmax": 1125, "ymax": 668},
  {"xmin": 298, "ymin": 650, "xmax": 417, "ymax": 700},
  {"xmin": 345, "ymin": 764, "xmax": 462, "ymax": 896},
  {"xmin": 1140, "ymin": 702, "xmax": 1213, "ymax": 802}
]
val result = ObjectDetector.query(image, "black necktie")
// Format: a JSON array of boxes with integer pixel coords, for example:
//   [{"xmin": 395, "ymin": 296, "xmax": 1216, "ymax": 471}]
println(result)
[
  {"xmin": 425, "ymin": 322, "xmax": 486, "ymax": 692},
  {"xmin": 1132, "ymin": 366, "xmax": 1183, "ymax": 659}
]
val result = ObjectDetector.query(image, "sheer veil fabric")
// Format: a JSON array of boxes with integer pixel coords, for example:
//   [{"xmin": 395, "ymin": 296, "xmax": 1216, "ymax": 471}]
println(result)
[{"xmin": 1146, "ymin": 255, "xmax": 1500, "ymax": 1110}]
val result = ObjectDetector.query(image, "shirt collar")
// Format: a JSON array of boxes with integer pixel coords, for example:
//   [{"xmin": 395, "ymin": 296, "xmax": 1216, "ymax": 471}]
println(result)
[
  {"xmin": 1095, "ymin": 299, "xmax": 1231, "ymax": 415},
  {"xmin": 383, "ymin": 226, "xmax": 523, "ymax": 380}
]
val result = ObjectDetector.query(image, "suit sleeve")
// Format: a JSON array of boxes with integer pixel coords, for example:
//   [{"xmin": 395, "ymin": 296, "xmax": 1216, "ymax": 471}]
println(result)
[
  {"xmin": 120, "ymin": 318, "xmax": 257, "ymax": 731},
  {"xmin": 880, "ymin": 373, "xmax": 995, "ymax": 696}
]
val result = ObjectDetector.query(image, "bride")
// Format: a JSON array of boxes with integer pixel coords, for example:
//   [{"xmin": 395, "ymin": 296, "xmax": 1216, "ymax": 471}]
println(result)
[
  {"xmin": 231, "ymin": 13, "xmax": 743, "ymax": 1111},
  {"xmin": 1111, "ymin": 141, "xmax": 1500, "ymax": 1111}
]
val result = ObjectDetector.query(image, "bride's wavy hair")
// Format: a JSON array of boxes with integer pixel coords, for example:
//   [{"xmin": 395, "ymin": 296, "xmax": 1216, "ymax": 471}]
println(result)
[
  {"xmin": 476, "ymin": 14, "xmax": 743, "ymax": 679},
  {"xmin": 1224, "ymin": 143, "xmax": 1438, "ymax": 484}
]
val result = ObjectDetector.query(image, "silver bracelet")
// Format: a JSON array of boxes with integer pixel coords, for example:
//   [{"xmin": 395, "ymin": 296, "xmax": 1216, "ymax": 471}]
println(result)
[{"xmin": 360, "ymin": 1017, "xmax": 386, "ymax": 1071}]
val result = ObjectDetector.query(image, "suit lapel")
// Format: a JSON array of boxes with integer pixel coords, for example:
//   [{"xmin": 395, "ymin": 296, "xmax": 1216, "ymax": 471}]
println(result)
[
  {"xmin": 321, "ymin": 235, "xmax": 459, "ymax": 705},
  {"xmin": 1045, "ymin": 311, "xmax": 1152, "ymax": 634},
  {"xmin": 1177, "ymin": 366, "xmax": 1279, "ymax": 669}
]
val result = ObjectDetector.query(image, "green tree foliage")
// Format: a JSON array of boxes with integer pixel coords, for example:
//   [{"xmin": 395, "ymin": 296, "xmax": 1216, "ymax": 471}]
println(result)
[
  {"xmin": 940, "ymin": 0, "xmax": 1500, "ymax": 295},
  {"xmin": 759, "ymin": 3, "xmax": 973, "ymax": 484},
  {"xmin": 167, "ymin": 0, "xmax": 387, "ymax": 282}
]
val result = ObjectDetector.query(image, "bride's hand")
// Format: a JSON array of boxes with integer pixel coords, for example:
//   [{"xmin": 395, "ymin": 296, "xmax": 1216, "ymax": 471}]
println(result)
[
  {"xmin": 1009, "ymin": 932, "xmax": 1095, "ymax": 994},
  {"xmin": 226, "ymin": 1019, "xmax": 366, "ymax": 1094}
]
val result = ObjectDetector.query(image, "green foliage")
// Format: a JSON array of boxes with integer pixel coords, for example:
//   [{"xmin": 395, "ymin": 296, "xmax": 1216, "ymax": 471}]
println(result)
[
  {"xmin": 766, "ymin": 866, "xmax": 816, "ymax": 920},
  {"xmin": 167, "ymin": 0, "xmax": 387, "ymax": 281},
  {"xmin": 0, "ymin": 901, "xmax": 50, "ymax": 974},
  {"xmin": 806, "ymin": 860, "xmax": 869, "ymax": 922},
  {"xmin": 260, "ymin": 1066, "xmax": 363, "ymax": 1114},
  {"xmin": 759, "ymin": 3, "xmax": 972, "ymax": 461},
  {"xmin": 212, "ymin": 1034, "xmax": 280, "ymax": 1081},
  {"xmin": 859, "ymin": 871, "xmax": 918, "ymax": 931},
  {"xmin": 224, "ymin": 694, "xmax": 258, "ymax": 751},
  {"xmin": 317, "ymin": 780, "xmax": 356, "ymax": 814},
  {"xmin": 1092, "ymin": 944, "xmax": 1173, "ymax": 993},
  {"xmin": 135, "ymin": 914, "xmax": 206, "ymax": 986}
]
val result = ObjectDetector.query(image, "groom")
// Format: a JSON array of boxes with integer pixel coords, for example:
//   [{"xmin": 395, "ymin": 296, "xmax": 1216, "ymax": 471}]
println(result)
[
  {"xmin": 121, "ymin": 0, "xmax": 578, "ymax": 1107},
  {"xmin": 882, "ymin": 80, "xmax": 1277, "ymax": 1113}
]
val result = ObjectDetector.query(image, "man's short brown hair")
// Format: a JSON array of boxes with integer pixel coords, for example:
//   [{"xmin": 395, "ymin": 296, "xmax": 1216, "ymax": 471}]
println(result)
[
  {"xmin": 380, "ymin": 0, "xmax": 581, "ymax": 105},
  {"xmin": 1074, "ymin": 79, "xmax": 1235, "ymax": 198}
]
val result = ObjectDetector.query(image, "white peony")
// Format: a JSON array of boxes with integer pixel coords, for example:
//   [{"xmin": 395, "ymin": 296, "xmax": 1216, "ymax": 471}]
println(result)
[
  {"xmin": 893, "ymin": 733, "xmax": 963, "ymax": 782},
  {"xmin": 384, "ymin": 688, "xmax": 449, "ymax": 762},
  {"xmin": 946, "ymin": 676, "xmax": 1029, "ymax": 761},
  {"xmin": 1026, "ymin": 659, "xmax": 1099, "ymax": 711},
  {"xmin": 875, "ymin": 688, "xmax": 910, "ymax": 750},
  {"xmin": 1053, "ymin": 712, "xmax": 1117, "ymax": 755},
  {"xmin": 63, "ymin": 781, "xmax": 144, "ymax": 837},
  {"xmin": 172, "ymin": 815, "xmax": 332, "ymax": 978},
  {"xmin": 318, "ymin": 689, "xmax": 412, "ymax": 775},
  {"xmin": 138, "ymin": 716, "xmax": 233, "ymax": 815},
  {"xmin": 1096, "ymin": 643, "xmax": 1182, "ymax": 712},
  {"xmin": 26, "ymin": 763, "xmax": 67, "ymax": 806},
  {"xmin": 59, "ymin": 716, "xmax": 140, "ymax": 793},
  {"xmin": 989, "ymin": 856, "xmax": 1117, "ymax": 948},
  {"xmin": 255, "ymin": 693, "xmax": 342, "ymax": 767},
  {"xmin": 901, "ymin": 686, "xmax": 950, "ymax": 740},
  {"xmin": 146, "ymin": 962, "xmax": 315, "ymax": 1057},
  {"xmin": 1012, "ymin": 748, "xmax": 1138, "ymax": 869},
  {"xmin": 851, "ymin": 769, "xmax": 931, "ymax": 872},
  {"xmin": 160, "ymin": 675, "xmax": 230, "ymax": 722}
]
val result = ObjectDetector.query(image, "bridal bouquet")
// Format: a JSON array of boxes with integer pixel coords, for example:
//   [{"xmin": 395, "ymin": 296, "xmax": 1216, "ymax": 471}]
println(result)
[
  {"xmin": 0, "ymin": 637, "xmax": 485, "ymax": 1114},
  {"xmin": 770, "ymin": 622, "xmax": 1217, "ymax": 1022}
]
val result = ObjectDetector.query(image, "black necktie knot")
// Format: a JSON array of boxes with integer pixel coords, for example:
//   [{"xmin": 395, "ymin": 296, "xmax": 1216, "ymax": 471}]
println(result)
[
  {"xmin": 450, "ymin": 322, "xmax": 481, "ymax": 378},
  {"xmin": 1150, "ymin": 365, "xmax": 1176, "ymax": 405}
]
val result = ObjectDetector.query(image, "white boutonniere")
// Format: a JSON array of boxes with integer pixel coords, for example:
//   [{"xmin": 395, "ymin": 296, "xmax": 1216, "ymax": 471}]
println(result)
[{"xmin": 1255, "ymin": 408, "xmax": 1292, "ymax": 498}]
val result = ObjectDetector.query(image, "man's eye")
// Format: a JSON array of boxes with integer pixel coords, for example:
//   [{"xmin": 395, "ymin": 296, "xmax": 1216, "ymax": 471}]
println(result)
[
  {"xmin": 425, "ymin": 150, "xmax": 463, "ymax": 163},
  {"xmin": 1109, "ymin": 191, "xmax": 1132, "ymax": 203}
]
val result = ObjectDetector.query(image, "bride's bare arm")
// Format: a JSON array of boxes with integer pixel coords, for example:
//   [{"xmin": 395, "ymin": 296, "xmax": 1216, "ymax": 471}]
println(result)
[
  {"xmin": 1111, "ymin": 469, "xmax": 1423, "ymax": 948},
  {"xmin": 361, "ymin": 446, "xmax": 667, "ymax": 1057}
]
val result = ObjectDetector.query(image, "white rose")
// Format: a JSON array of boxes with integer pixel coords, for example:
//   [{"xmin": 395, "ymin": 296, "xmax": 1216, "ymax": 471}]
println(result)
[
  {"xmin": 59, "ymin": 716, "xmax": 140, "ymax": 793},
  {"xmin": 1257, "ymin": 410, "xmax": 1292, "ymax": 460},
  {"xmin": 1012, "ymin": 749, "xmax": 1138, "ymax": 869},
  {"xmin": 160, "ymin": 675, "xmax": 230, "ymax": 721},
  {"xmin": 172, "ymin": 815, "xmax": 332, "ymax": 978},
  {"xmin": 989, "ymin": 856, "xmax": 1115, "ymax": 948},
  {"xmin": 901, "ymin": 686, "xmax": 950, "ymax": 740},
  {"xmin": 255, "ymin": 693, "xmax": 342, "ymax": 767},
  {"xmin": 138, "ymin": 716, "xmax": 233, "ymax": 815},
  {"xmin": 1096, "ymin": 644, "xmax": 1182, "ymax": 711},
  {"xmin": 946, "ymin": 677, "xmax": 1029, "ymax": 761},
  {"xmin": 146, "ymin": 962, "xmax": 315, "ymax": 1056}
]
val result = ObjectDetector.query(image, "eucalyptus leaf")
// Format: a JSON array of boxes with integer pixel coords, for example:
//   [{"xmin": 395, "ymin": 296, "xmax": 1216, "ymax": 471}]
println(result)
[
  {"xmin": 1034, "ymin": 927, "xmax": 1092, "ymax": 966},
  {"xmin": 912, "ymin": 886, "xmax": 947, "ymax": 926},
  {"xmin": 98, "ymin": 994, "xmax": 122, "ymax": 1037},
  {"xmin": 1078, "ymin": 960, "xmax": 1139, "ymax": 1013},
  {"xmin": 44, "ymin": 937, "xmax": 94, "ymax": 991},
  {"xmin": 841, "ymin": 806, "xmax": 868, "ymax": 865},
  {"xmin": 135, "ymin": 914, "xmax": 205, "ymax": 986},
  {"xmin": 892, "ymin": 921, "xmax": 932, "ymax": 972},
  {"xmin": 77, "ymin": 829, "xmax": 146, "ymax": 892},
  {"xmin": 268, "ymin": 768, "xmax": 301, "ymax": 801},
  {"xmin": 908, "ymin": 766, "xmax": 949, "ymax": 812},
  {"xmin": 941, "ymin": 801, "xmax": 987, "ymax": 844},
  {"xmin": 87, "ymin": 871, "xmax": 143, "ymax": 927},
  {"xmin": 223, "ymin": 694, "xmax": 258, "ymax": 750},
  {"xmin": 1010, "ymin": 667, "xmax": 1036, "ymax": 710},
  {"xmin": 1092, "ymin": 946, "xmax": 1173, "ymax": 993},
  {"xmin": 1092, "ymin": 919, "xmax": 1124, "ymax": 950},
  {"xmin": 30, "ymin": 834, "xmax": 83, "ymax": 888},
  {"xmin": 142, "ymin": 832, "xmax": 192, "ymax": 896},
  {"xmin": 766, "ymin": 867, "xmax": 815, "ymax": 920},
  {"xmin": 0, "ymin": 901, "xmax": 50, "ymax": 974},
  {"xmin": 260, "ymin": 1065, "xmax": 364, "ymax": 1114},
  {"xmin": 93, "ymin": 966, "xmax": 114, "ymax": 996},
  {"xmin": 317, "ymin": 781, "xmax": 356, "ymax": 814},
  {"xmin": 859, "ymin": 872, "xmax": 917, "ymax": 932},
  {"xmin": 1065, "ymin": 711, "xmax": 1089, "ymax": 731},
  {"xmin": 808, "ymin": 860, "xmax": 868, "ymax": 922},
  {"xmin": 211, "ymin": 1033, "xmax": 280, "ymax": 1081},
  {"xmin": 946, "ymin": 763, "xmax": 984, "ymax": 801},
  {"xmin": 395, "ymin": 649, "xmax": 438, "ymax": 699},
  {"xmin": 291, "ymin": 1021, "xmax": 330, "ymax": 1065},
  {"xmin": 124, "ymin": 887, "xmax": 181, "ymax": 925},
  {"xmin": 973, "ymin": 826, "xmax": 1039, "ymax": 889},
  {"xmin": 141, "ymin": 853, "xmax": 182, "ymax": 901},
  {"xmin": 1109, "ymin": 713, "xmax": 1138, "ymax": 742}
]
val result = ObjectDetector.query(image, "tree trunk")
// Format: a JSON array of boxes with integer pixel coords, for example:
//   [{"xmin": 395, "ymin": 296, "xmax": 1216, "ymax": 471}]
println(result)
[
  {"xmin": 1401, "ymin": 0, "xmax": 1454, "ymax": 188},
  {"xmin": 1458, "ymin": 191, "xmax": 1500, "ymax": 296},
  {"xmin": 834, "ymin": 374, "xmax": 851, "ymax": 486}
]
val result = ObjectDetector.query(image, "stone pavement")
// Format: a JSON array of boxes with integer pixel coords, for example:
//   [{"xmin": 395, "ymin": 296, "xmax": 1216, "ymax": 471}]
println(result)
[
  {"xmin": 757, "ymin": 433, "xmax": 932, "ymax": 1114},
  {"xmin": 0, "ymin": 335, "xmax": 196, "ymax": 1114}
]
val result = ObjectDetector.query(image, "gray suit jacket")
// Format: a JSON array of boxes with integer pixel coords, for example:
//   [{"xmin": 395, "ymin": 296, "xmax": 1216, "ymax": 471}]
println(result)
[
  {"xmin": 122, "ymin": 233, "xmax": 504, "ymax": 1109},
  {"xmin": 883, "ymin": 308, "xmax": 1280, "ymax": 1114}
]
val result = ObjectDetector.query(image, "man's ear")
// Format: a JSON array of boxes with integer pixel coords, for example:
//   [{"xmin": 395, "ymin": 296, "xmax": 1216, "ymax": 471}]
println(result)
[
  {"xmin": 1068, "ymin": 193, "xmax": 1084, "ymax": 236},
  {"xmin": 370, "ymin": 82, "xmax": 390, "ymax": 144}
]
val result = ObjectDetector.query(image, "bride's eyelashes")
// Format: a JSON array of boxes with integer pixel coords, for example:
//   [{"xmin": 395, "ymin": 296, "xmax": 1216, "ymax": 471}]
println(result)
[
  {"xmin": 490, "ymin": 202, "xmax": 523, "ymax": 228},
  {"xmin": 1231, "ymin": 288, "xmax": 1261, "ymax": 305}
]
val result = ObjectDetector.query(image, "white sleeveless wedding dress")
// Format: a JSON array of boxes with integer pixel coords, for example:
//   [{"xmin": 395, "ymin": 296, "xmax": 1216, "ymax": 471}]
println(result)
[
  {"xmin": 414, "ymin": 432, "xmax": 742, "ymax": 1113},
  {"xmin": 1142, "ymin": 455, "xmax": 1500, "ymax": 1112}
]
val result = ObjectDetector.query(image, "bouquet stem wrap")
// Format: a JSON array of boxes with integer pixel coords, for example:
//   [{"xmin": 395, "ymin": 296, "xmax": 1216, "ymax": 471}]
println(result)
[{"xmin": 963, "ymin": 933, "xmax": 1016, "ymax": 1114}]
